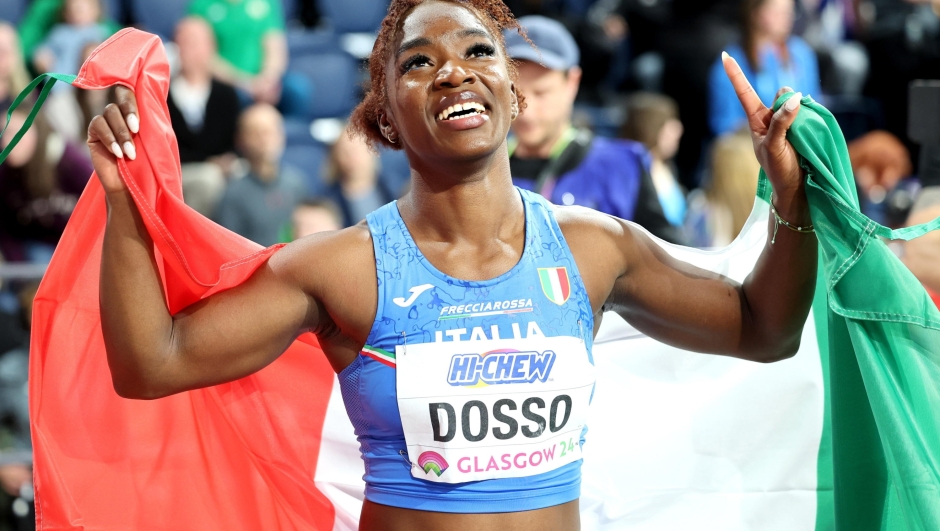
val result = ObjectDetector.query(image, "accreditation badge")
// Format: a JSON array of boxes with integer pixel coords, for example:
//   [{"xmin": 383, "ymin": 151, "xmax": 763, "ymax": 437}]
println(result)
[{"xmin": 396, "ymin": 336, "xmax": 595, "ymax": 483}]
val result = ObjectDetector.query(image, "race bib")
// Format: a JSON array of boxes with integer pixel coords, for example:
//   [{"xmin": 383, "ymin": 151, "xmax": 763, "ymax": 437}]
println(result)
[{"xmin": 396, "ymin": 336, "xmax": 595, "ymax": 483}]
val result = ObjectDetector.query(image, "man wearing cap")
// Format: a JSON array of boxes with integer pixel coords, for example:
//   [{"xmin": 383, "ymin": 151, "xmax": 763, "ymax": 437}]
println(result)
[{"xmin": 505, "ymin": 16, "xmax": 682, "ymax": 243}]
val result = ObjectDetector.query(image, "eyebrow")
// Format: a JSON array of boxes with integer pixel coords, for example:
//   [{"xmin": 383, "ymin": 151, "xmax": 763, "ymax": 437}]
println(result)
[{"xmin": 395, "ymin": 28, "xmax": 493, "ymax": 60}]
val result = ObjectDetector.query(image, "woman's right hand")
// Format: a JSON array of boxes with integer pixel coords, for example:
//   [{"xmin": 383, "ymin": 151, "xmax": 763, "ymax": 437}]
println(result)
[{"xmin": 87, "ymin": 86, "xmax": 140, "ymax": 194}]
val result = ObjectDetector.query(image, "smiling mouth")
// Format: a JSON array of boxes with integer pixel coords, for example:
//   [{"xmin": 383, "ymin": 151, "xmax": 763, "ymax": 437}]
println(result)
[{"xmin": 437, "ymin": 102, "xmax": 487, "ymax": 121}]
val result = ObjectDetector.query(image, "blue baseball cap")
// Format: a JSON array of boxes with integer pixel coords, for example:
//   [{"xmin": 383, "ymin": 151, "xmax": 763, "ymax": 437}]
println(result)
[{"xmin": 503, "ymin": 15, "xmax": 580, "ymax": 71}]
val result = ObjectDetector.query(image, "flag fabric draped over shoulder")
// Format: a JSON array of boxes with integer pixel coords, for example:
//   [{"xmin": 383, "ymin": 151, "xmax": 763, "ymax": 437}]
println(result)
[
  {"xmin": 26, "ymin": 30, "xmax": 940, "ymax": 531},
  {"xmin": 28, "ymin": 30, "xmax": 336, "ymax": 530}
]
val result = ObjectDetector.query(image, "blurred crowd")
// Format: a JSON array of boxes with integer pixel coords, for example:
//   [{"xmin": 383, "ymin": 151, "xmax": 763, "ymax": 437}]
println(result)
[{"xmin": 1, "ymin": 0, "xmax": 940, "ymax": 528}]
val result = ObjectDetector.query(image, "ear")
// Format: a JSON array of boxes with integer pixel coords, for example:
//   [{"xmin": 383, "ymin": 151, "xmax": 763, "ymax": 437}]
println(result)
[
  {"xmin": 566, "ymin": 66, "xmax": 582, "ymax": 102},
  {"xmin": 510, "ymin": 83, "xmax": 521, "ymax": 120},
  {"xmin": 377, "ymin": 110, "xmax": 399, "ymax": 144}
]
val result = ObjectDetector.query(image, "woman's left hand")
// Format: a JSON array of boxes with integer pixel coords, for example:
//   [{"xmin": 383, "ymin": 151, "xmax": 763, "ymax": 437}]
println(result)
[{"xmin": 722, "ymin": 52, "xmax": 806, "ymax": 216}]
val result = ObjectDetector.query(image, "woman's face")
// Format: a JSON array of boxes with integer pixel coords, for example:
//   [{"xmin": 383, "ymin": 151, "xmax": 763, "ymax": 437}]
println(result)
[{"xmin": 382, "ymin": 1, "xmax": 516, "ymax": 165}]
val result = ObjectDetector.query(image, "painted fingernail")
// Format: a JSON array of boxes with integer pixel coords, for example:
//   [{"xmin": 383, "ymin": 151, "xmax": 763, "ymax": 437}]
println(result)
[
  {"xmin": 786, "ymin": 92, "xmax": 802, "ymax": 111},
  {"xmin": 111, "ymin": 142, "xmax": 123, "ymax": 158},
  {"xmin": 126, "ymin": 113, "xmax": 139, "ymax": 134},
  {"xmin": 123, "ymin": 142, "xmax": 136, "ymax": 160},
  {"xmin": 721, "ymin": 51, "xmax": 730, "ymax": 61}
]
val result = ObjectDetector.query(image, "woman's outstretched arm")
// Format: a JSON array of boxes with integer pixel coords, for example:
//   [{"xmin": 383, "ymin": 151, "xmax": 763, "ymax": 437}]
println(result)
[{"xmin": 566, "ymin": 55, "xmax": 817, "ymax": 362}]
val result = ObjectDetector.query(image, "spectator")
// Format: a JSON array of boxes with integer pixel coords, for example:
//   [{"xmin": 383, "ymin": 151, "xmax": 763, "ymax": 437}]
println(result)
[
  {"xmin": 0, "ymin": 109, "xmax": 92, "ymax": 263},
  {"xmin": 504, "ymin": 16, "xmax": 682, "ymax": 243},
  {"xmin": 17, "ymin": 0, "xmax": 119, "ymax": 65},
  {"xmin": 685, "ymin": 131, "xmax": 760, "ymax": 248},
  {"xmin": 168, "ymin": 17, "xmax": 241, "ymax": 217},
  {"xmin": 847, "ymin": 130, "xmax": 912, "ymax": 204},
  {"xmin": 290, "ymin": 198, "xmax": 342, "ymax": 240},
  {"xmin": 799, "ymin": 0, "xmax": 869, "ymax": 97},
  {"xmin": 214, "ymin": 103, "xmax": 305, "ymax": 246},
  {"xmin": 188, "ymin": 0, "xmax": 309, "ymax": 117},
  {"xmin": 502, "ymin": 0, "xmax": 621, "ymax": 99},
  {"xmin": 32, "ymin": 0, "xmax": 112, "ymax": 142},
  {"xmin": 858, "ymin": 0, "xmax": 940, "ymax": 168},
  {"xmin": 323, "ymin": 127, "xmax": 396, "ymax": 227},
  {"xmin": 655, "ymin": 0, "xmax": 739, "ymax": 188},
  {"xmin": 707, "ymin": 0, "xmax": 822, "ymax": 136},
  {"xmin": 621, "ymin": 92, "xmax": 687, "ymax": 227},
  {"xmin": 0, "ymin": 24, "xmax": 30, "ymax": 110},
  {"xmin": 901, "ymin": 187, "xmax": 940, "ymax": 308}
]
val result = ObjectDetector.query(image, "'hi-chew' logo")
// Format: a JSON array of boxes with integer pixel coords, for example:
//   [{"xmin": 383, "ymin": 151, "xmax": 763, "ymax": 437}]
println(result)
[
  {"xmin": 418, "ymin": 451, "xmax": 449, "ymax": 476},
  {"xmin": 447, "ymin": 349, "xmax": 556, "ymax": 386}
]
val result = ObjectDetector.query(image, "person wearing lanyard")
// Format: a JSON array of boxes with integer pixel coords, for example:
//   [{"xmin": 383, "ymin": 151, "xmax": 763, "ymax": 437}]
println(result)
[
  {"xmin": 84, "ymin": 0, "xmax": 815, "ymax": 528},
  {"xmin": 504, "ymin": 16, "xmax": 683, "ymax": 244}
]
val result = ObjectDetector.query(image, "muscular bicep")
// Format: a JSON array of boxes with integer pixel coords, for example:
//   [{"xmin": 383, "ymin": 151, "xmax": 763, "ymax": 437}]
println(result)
[
  {"xmin": 160, "ymin": 245, "xmax": 318, "ymax": 393},
  {"xmin": 607, "ymin": 223, "xmax": 749, "ymax": 356}
]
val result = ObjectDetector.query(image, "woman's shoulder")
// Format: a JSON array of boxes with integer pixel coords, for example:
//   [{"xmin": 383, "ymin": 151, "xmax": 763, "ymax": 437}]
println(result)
[
  {"xmin": 270, "ymin": 222, "xmax": 376, "ymax": 297},
  {"xmin": 552, "ymin": 203, "xmax": 631, "ymax": 254}
]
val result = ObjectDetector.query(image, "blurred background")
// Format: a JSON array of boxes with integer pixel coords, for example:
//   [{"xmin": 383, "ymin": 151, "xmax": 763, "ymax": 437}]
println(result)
[{"xmin": 1, "ymin": 0, "xmax": 939, "ymax": 528}]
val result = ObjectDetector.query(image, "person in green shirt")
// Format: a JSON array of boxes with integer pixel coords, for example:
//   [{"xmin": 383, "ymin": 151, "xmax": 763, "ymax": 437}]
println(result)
[
  {"xmin": 188, "ymin": 0, "xmax": 309, "ymax": 116},
  {"xmin": 17, "ymin": 0, "xmax": 120, "ymax": 69}
]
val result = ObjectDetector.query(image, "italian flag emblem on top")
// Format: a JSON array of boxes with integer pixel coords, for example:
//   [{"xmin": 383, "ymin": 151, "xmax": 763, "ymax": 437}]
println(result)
[{"xmin": 538, "ymin": 267, "xmax": 571, "ymax": 305}]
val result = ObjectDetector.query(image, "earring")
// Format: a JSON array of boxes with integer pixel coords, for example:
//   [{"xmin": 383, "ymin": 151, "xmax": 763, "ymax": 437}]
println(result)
[{"xmin": 385, "ymin": 132, "xmax": 398, "ymax": 144}]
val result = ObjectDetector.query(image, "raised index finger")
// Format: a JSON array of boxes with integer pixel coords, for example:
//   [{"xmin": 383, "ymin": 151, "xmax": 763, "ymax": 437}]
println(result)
[
  {"xmin": 115, "ymin": 85, "xmax": 140, "ymax": 134},
  {"xmin": 722, "ymin": 52, "xmax": 771, "ymax": 129}
]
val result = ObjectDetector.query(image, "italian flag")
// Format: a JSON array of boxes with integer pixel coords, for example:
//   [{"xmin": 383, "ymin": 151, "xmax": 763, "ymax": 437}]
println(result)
[
  {"xmin": 538, "ymin": 267, "xmax": 571, "ymax": 305},
  {"xmin": 25, "ymin": 30, "xmax": 940, "ymax": 531}
]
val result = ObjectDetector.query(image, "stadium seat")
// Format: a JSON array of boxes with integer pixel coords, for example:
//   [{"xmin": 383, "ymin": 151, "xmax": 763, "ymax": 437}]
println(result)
[
  {"xmin": 288, "ymin": 51, "xmax": 361, "ymax": 120},
  {"xmin": 284, "ymin": 118, "xmax": 317, "ymax": 146},
  {"xmin": 317, "ymin": 0, "xmax": 389, "ymax": 34},
  {"xmin": 281, "ymin": 0, "xmax": 300, "ymax": 24},
  {"xmin": 0, "ymin": 0, "xmax": 26, "ymax": 25},
  {"xmin": 103, "ymin": 0, "xmax": 128, "ymax": 25},
  {"xmin": 287, "ymin": 28, "xmax": 338, "ymax": 58},
  {"xmin": 130, "ymin": 0, "xmax": 191, "ymax": 40}
]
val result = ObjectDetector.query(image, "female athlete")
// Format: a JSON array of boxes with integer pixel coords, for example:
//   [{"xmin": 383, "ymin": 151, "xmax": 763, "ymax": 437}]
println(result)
[{"xmin": 86, "ymin": 1, "xmax": 817, "ymax": 529}]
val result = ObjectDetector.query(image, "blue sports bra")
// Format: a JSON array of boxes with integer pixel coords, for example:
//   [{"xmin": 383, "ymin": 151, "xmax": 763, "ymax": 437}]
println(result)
[{"xmin": 339, "ymin": 188, "xmax": 596, "ymax": 513}]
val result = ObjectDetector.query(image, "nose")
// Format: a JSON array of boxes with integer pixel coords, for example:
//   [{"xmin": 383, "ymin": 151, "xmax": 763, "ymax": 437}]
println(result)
[{"xmin": 434, "ymin": 60, "xmax": 476, "ymax": 90}]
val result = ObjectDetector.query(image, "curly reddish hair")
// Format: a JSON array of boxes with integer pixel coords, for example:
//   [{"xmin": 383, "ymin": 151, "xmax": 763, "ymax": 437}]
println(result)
[{"xmin": 348, "ymin": 0, "xmax": 528, "ymax": 151}]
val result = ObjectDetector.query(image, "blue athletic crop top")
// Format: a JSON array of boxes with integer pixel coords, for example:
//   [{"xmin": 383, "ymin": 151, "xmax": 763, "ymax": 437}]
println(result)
[{"xmin": 339, "ymin": 188, "xmax": 595, "ymax": 513}]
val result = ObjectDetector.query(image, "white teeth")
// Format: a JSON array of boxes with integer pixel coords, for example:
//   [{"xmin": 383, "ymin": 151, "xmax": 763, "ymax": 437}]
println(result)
[{"xmin": 438, "ymin": 102, "xmax": 487, "ymax": 121}]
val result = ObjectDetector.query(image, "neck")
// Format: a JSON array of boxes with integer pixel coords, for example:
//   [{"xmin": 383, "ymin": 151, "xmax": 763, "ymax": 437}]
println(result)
[
  {"xmin": 399, "ymin": 143, "xmax": 522, "ymax": 246},
  {"xmin": 251, "ymin": 160, "xmax": 279, "ymax": 182},
  {"xmin": 513, "ymin": 122, "xmax": 571, "ymax": 159},
  {"xmin": 755, "ymin": 34, "xmax": 788, "ymax": 56},
  {"xmin": 181, "ymin": 69, "xmax": 212, "ymax": 88}
]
